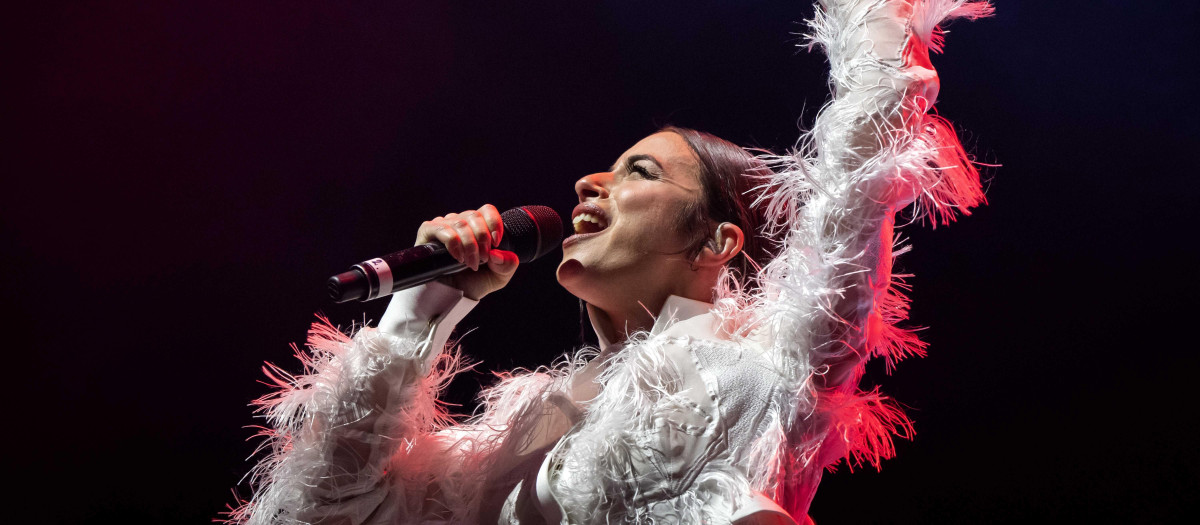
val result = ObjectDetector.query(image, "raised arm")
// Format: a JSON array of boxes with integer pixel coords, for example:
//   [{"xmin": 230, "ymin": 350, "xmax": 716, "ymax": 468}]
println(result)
[
  {"xmin": 782, "ymin": 0, "xmax": 990, "ymax": 383},
  {"xmin": 753, "ymin": 0, "xmax": 990, "ymax": 389},
  {"xmin": 742, "ymin": 0, "xmax": 990, "ymax": 513}
]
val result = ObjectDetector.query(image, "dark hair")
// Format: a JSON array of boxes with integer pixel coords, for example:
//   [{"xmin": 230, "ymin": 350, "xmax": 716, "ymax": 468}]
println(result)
[{"xmin": 662, "ymin": 126, "xmax": 772, "ymax": 283}]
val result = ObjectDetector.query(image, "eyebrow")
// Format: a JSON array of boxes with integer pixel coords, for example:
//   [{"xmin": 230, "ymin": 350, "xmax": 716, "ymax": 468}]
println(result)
[{"xmin": 610, "ymin": 153, "xmax": 663, "ymax": 173}]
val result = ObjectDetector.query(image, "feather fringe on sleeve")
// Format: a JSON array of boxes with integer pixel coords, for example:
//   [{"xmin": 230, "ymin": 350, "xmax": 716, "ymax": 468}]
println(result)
[
  {"xmin": 714, "ymin": 0, "xmax": 991, "ymax": 517},
  {"xmin": 226, "ymin": 318, "xmax": 465, "ymax": 524}
]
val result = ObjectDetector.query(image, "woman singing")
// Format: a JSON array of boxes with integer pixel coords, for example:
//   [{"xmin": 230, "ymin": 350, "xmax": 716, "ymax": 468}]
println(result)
[{"xmin": 232, "ymin": 1, "xmax": 991, "ymax": 523}]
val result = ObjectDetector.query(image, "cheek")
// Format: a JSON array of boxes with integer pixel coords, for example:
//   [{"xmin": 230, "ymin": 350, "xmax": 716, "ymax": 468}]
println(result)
[
  {"xmin": 614, "ymin": 184, "xmax": 666, "ymax": 213},
  {"xmin": 613, "ymin": 188, "xmax": 691, "ymax": 245}
]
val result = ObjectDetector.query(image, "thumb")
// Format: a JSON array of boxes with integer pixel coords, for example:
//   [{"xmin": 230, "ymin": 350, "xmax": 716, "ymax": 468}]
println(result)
[{"xmin": 487, "ymin": 249, "xmax": 520, "ymax": 276}]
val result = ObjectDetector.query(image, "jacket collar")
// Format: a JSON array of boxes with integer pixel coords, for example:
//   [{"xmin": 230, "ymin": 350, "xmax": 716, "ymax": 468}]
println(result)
[{"xmin": 587, "ymin": 295, "xmax": 714, "ymax": 351}]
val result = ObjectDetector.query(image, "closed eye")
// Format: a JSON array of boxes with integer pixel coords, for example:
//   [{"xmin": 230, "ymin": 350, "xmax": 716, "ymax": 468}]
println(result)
[
  {"xmin": 627, "ymin": 163, "xmax": 657, "ymax": 179},
  {"xmin": 621, "ymin": 154, "xmax": 663, "ymax": 180}
]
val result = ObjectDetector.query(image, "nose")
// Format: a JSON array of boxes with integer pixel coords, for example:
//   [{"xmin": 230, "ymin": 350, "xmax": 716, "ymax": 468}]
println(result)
[{"xmin": 574, "ymin": 172, "xmax": 612, "ymax": 202}]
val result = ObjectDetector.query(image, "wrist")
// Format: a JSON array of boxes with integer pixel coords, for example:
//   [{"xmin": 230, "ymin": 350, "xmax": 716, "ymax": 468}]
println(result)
[{"xmin": 378, "ymin": 280, "xmax": 479, "ymax": 337}]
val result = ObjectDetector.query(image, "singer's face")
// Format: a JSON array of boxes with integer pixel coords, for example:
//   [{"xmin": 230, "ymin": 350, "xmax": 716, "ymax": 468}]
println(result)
[{"xmin": 557, "ymin": 132, "xmax": 704, "ymax": 312}]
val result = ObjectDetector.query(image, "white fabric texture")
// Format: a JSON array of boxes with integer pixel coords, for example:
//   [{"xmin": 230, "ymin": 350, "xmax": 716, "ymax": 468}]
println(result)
[{"xmin": 229, "ymin": 1, "xmax": 990, "ymax": 523}]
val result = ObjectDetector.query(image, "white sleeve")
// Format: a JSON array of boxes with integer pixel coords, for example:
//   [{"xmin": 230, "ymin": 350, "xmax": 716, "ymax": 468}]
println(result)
[
  {"xmin": 756, "ymin": 0, "xmax": 990, "ymax": 383},
  {"xmin": 745, "ymin": 0, "xmax": 991, "ymax": 517},
  {"xmin": 378, "ymin": 280, "xmax": 479, "ymax": 363},
  {"xmin": 233, "ymin": 281, "xmax": 479, "ymax": 524}
]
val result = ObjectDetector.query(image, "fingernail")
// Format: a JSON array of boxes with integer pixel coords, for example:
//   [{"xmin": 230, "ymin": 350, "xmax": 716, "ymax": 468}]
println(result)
[{"xmin": 492, "ymin": 231, "xmax": 501, "ymax": 246}]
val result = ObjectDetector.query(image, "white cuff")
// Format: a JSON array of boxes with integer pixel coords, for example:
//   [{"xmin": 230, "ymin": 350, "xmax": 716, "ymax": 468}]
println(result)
[{"xmin": 377, "ymin": 280, "xmax": 478, "ymax": 356}]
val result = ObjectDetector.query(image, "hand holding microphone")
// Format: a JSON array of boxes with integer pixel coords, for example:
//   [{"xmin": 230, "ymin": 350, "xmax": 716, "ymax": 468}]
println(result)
[
  {"xmin": 417, "ymin": 204, "xmax": 518, "ymax": 301},
  {"xmin": 326, "ymin": 204, "xmax": 562, "ymax": 303}
]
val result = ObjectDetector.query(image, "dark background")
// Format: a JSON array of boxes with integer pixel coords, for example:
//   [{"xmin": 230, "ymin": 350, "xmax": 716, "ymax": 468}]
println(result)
[{"xmin": 6, "ymin": 1, "xmax": 1197, "ymax": 523}]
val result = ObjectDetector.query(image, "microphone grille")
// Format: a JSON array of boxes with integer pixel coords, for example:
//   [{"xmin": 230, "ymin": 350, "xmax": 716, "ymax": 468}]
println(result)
[{"xmin": 499, "ymin": 205, "xmax": 563, "ymax": 262}]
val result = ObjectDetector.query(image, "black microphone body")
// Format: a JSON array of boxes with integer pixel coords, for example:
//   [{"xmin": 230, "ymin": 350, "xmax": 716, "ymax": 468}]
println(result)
[{"xmin": 326, "ymin": 205, "xmax": 562, "ymax": 303}]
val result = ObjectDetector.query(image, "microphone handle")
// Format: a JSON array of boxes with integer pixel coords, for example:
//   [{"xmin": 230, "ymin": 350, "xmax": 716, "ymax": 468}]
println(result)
[{"xmin": 327, "ymin": 244, "xmax": 467, "ymax": 303}]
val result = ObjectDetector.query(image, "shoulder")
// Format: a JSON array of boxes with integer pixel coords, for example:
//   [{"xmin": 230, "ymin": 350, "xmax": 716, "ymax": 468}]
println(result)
[
  {"xmin": 651, "ymin": 313, "xmax": 786, "ymax": 446},
  {"xmin": 657, "ymin": 311, "xmax": 784, "ymax": 402}
]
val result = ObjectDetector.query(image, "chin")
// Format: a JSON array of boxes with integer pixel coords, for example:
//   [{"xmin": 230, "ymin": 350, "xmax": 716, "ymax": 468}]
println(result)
[
  {"xmin": 555, "ymin": 258, "xmax": 595, "ymax": 302},
  {"xmin": 556, "ymin": 256, "xmax": 582, "ymax": 284}
]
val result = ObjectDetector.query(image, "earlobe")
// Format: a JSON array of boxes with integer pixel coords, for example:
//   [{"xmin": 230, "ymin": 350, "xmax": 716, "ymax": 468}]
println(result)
[{"xmin": 694, "ymin": 222, "xmax": 744, "ymax": 268}]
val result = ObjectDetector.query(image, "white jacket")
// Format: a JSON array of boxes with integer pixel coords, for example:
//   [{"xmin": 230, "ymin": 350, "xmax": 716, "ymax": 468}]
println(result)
[{"xmin": 231, "ymin": 1, "xmax": 991, "ymax": 523}]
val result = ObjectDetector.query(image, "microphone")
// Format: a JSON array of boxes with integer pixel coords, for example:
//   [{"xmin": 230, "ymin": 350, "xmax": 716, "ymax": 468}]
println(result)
[{"xmin": 326, "ymin": 205, "xmax": 563, "ymax": 303}]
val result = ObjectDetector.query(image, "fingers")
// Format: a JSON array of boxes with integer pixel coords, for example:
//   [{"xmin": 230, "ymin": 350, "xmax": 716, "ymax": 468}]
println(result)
[
  {"xmin": 486, "ymin": 249, "xmax": 519, "ymax": 276},
  {"xmin": 462, "ymin": 211, "xmax": 493, "ymax": 270},
  {"xmin": 418, "ymin": 205, "xmax": 504, "ymax": 271},
  {"xmin": 479, "ymin": 204, "xmax": 503, "ymax": 247},
  {"xmin": 447, "ymin": 213, "xmax": 482, "ymax": 270},
  {"xmin": 422, "ymin": 218, "xmax": 467, "ymax": 265}
]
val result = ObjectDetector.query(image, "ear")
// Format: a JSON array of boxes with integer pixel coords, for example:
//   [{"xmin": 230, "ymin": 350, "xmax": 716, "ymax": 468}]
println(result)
[{"xmin": 693, "ymin": 222, "xmax": 744, "ymax": 269}]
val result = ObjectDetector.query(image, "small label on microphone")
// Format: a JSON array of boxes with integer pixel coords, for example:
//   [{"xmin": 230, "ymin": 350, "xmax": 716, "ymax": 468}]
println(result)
[{"xmin": 364, "ymin": 258, "xmax": 393, "ymax": 298}]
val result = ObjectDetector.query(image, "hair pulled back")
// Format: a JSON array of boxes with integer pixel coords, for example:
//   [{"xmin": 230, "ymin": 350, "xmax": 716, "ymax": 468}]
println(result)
[{"xmin": 662, "ymin": 126, "xmax": 773, "ymax": 284}]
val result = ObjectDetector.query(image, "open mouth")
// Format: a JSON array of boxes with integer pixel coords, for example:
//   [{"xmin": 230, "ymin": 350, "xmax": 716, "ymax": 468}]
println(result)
[
  {"xmin": 572, "ymin": 212, "xmax": 608, "ymax": 235},
  {"xmin": 568, "ymin": 203, "xmax": 610, "ymax": 240}
]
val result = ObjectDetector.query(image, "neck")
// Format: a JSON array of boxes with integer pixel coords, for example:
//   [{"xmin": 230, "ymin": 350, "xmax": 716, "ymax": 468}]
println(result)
[
  {"xmin": 579, "ymin": 265, "xmax": 721, "ymax": 350},
  {"xmin": 587, "ymin": 297, "xmax": 663, "ymax": 352},
  {"xmin": 587, "ymin": 286, "xmax": 718, "ymax": 352}
]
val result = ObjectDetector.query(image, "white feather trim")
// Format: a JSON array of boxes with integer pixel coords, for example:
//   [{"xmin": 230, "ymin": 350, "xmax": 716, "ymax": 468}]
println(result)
[
  {"xmin": 911, "ymin": 0, "xmax": 995, "ymax": 53},
  {"xmin": 714, "ymin": 0, "xmax": 990, "ymax": 518},
  {"xmin": 230, "ymin": 2, "xmax": 992, "ymax": 523},
  {"xmin": 228, "ymin": 317, "xmax": 469, "ymax": 524},
  {"xmin": 551, "ymin": 335, "xmax": 761, "ymax": 523},
  {"xmin": 229, "ymin": 319, "xmax": 588, "ymax": 524}
]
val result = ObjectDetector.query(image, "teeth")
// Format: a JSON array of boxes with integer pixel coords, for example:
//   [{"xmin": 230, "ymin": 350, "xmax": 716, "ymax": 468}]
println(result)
[{"xmin": 572, "ymin": 212, "xmax": 608, "ymax": 234}]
